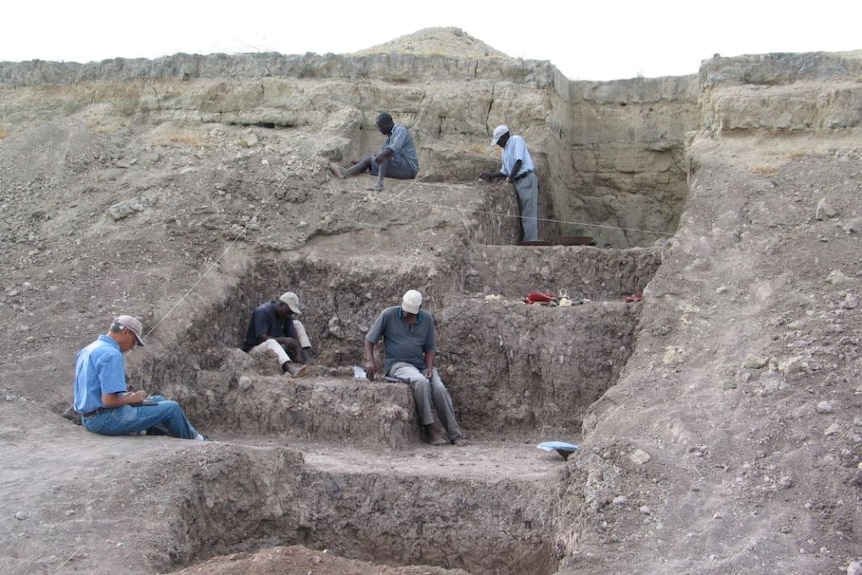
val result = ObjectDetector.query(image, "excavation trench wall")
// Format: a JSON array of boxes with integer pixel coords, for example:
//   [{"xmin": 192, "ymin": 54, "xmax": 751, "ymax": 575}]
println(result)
[
  {"xmin": 133, "ymin": 241, "xmax": 661, "ymax": 439},
  {"xmin": 0, "ymin": 53, "xmax": 695, "ymax": 250},
  {"xmin": 153, "ymin": 445, "xmax": 558, "ymax": 575}
]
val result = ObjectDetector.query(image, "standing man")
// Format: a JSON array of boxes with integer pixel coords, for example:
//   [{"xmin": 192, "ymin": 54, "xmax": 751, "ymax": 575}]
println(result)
[
  {"xmin": 73, "ymin": 315, "xmax": 207, "ymax": 440},
  {"xmin": 479, "ymin": 125, "xmax": 539, "ymax": 242},
  {"xmin": 331, "ymin": 112, "xmax": 419, "ymax": 191},
  {"xmin": 364, "ymin": 290, "xmax": 468, "ymax": 446},
  {"xmin": 242, "ymin": 292, "xmax": 313, "ymax": 377}
]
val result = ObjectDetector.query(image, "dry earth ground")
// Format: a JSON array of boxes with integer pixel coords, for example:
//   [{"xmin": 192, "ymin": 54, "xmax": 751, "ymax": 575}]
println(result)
[{"xmin": 2, "ymin": 31, "xmax": 862, "ymax": 575}]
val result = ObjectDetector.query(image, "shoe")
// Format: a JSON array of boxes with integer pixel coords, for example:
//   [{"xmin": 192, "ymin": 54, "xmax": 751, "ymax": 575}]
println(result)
[
  {"xmin": 301, "ymin": 348, "xmax": 317, "ymax": 365},
  {"xmin": 284, "ymin": 363, "xmax": 308, "ymax": 378}
]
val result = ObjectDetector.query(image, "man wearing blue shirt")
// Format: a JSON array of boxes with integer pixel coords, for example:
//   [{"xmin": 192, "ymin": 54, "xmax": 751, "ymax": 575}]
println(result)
[
  {"xmin": 364, "ymin": 290, "xmax": 468, "ymax": 446},
  {"xmin": 73, "ymin": 315, "xmax": 206, "ymax": 440},
  {"xmin": 479, "ymin": 125, "xmax": 539, "ymax": 242},
  {"xmin": 331, "ymin": 112, "xmax": 419, "ymax": 191}
]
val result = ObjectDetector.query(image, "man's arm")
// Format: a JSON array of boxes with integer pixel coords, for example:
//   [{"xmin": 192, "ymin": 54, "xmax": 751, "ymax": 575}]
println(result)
[
  {"xmin": 374, "ymin": 147, "xmax": 394, "ymax": 164},
  {"xmin": 479, "ymin": 170, "xmax": 507, "ymax": 182},
  {"xmin": 364, "ymin": 339, "xmax": 377, "ymax": 380},
  {"xmin": 270, "ymin": 319, "xmax": 299, "ymax": 348},
  {"xmin": 506, "ymin": 159, "xmax": 524, "ymax": 182},
  {"xmin": 423, "ymin": 350, "xmax": 436, "ymax": 379},
  {"xmin": 101, "ymin": 390, "xmax": 146, "ymax": 407},
  {"xmin": 480, "ymin": 158, "xmax": 521, "ymax": 182},
  {"xmin": 95, "ymin": 353, "xmax": 143, "ymax": 406}
]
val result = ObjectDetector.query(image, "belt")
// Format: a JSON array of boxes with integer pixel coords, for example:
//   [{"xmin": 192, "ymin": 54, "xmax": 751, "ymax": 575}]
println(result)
[
  {"xmin": 83, "ymin": 408, "xmax": 105, "ymax": 418},
  {"xmin": 513, "ymin": 171, "xmax": 533, "ymax": 181}
]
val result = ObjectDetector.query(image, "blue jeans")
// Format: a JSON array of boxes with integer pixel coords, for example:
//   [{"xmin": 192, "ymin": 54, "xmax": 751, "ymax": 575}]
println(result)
[{"xmin": 81, "ymin": 395, "xmax": 200, "ymax": 439}]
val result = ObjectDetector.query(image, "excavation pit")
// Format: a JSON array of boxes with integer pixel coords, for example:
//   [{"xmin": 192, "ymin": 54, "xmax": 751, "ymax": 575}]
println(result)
[{"xmin": 123, "ymin": 234, "xmax": 661, "ymax": 574}]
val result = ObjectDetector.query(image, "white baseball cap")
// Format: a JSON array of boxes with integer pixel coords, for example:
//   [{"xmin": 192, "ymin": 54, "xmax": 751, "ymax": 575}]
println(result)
[
  {"xmin": 401, "ymin": 290, "xmax": 423, "ymax": 314},
  {"xmin": 491, "ymin": 125, "xmax": 509, "ymax": 145},
  {"xmin": 279, "ymin": 292, "xmax": 302, "ymax": 314}
]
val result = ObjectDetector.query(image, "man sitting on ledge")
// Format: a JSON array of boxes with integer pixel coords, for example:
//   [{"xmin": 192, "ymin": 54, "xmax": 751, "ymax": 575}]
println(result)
[
  {"xmin": 73, "ymin": 315, "xmax": 207, "ymax": 441},
  {"xmin": 242, "ymin": 291, "xmax": 313, "ymax": 377},
  {"xmin": 331, "ymin": 111, "xmax": 419, "ymax": 191},
  {"xmin": 364, "ymin": 290, "xmax": 468, "ymax": 446}
]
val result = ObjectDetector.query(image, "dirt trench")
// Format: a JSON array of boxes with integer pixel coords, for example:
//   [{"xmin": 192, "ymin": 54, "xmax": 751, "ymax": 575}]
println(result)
[{"xmin": 121, "ymin": 218, "xmax": 662, "ymax": 574}]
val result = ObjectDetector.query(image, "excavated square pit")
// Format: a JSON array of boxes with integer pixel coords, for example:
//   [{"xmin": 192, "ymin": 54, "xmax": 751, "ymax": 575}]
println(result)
[{"xmin": 128, "ymin": 244, "xmax": 660, "ymax": 574}]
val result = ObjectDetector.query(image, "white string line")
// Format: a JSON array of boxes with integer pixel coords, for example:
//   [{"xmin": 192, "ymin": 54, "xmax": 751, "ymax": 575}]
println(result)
[
  {"xmin": 147, "ymin": 169, "xmax": 671, "ymax": 336},
  {"xmin": 143, "ymin": 172, "xmax": 291, "ymax": 338},
  {"xmin": 234, "ymin": 174, "xmax": 674, "ymax": 237},
  {"xmin": 346, "ymin": 183, "xmax": 675, "ymax": 237},
  {"xmin": 1, "ymin": 169, "xmax": 670, "ymax": 377}
]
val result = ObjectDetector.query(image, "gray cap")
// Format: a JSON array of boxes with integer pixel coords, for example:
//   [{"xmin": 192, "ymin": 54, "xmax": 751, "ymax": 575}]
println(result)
[{"xmin": 114, "ymin": 315, "xmax": 145, "ymax": 346}]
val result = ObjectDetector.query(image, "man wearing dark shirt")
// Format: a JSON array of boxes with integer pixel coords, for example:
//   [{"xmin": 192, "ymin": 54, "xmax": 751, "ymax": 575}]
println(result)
[{"xmin": 243, "ymin": 292, "xmax": 311, "ymax": 377}]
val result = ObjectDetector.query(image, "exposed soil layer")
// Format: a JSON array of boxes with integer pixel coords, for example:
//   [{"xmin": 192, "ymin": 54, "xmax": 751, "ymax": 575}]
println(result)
[{"xmin": 4, "ymin": 31, "xmax": 862, "ymax": 575}]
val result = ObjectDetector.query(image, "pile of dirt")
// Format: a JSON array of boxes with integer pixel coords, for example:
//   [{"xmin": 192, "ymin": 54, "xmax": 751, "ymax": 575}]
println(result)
[{"xmin": 353, "ymin": 27, "xmax": 508, "ymax": 59}]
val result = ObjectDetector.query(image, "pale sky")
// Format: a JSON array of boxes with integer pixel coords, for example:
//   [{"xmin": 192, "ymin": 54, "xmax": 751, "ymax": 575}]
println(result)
[{"xmin": 3, "ymin": 1, "xmax": 861, "ymax": 81}]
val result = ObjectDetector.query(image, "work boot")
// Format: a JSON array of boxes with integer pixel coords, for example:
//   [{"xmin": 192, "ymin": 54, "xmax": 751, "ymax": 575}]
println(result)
[{"xmin": 283, "ymin": 362, "xmax": 308, "ymax": 378}]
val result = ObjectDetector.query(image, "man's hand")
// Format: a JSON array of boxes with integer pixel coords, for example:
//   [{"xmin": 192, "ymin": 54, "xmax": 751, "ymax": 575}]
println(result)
[
  {"xmin": 124, "ymin": 390, "xmax": 147, "ymax": 405},
  {"xmin": 374, "ymin": 148, "xmax": 393, "ymax": 164},
  {"xmin": 424, "ymin": 367, "xmax": 433, "ymax": 379},
  {"xmin": 276, "ymin": 337, "xmax": 299, "ymax": 350},
  {"xmin": 364, "ymin": 361, "xmax": 377, "ymax": 380}
]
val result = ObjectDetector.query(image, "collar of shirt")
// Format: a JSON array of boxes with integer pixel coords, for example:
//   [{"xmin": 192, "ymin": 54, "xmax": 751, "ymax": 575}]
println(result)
[
  {"xmin": 97, "ymin": 334, "xmax": 120, "ymax": 350},
  {"xmin": 398, "ymin": 307, "xmax": 424, "ymax": 322}
]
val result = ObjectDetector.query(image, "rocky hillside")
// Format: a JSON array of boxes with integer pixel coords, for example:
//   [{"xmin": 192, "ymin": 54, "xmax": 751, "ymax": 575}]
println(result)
[{"xmin": 1, "ymin": 28, "xmax": 861, "ymax": 575}]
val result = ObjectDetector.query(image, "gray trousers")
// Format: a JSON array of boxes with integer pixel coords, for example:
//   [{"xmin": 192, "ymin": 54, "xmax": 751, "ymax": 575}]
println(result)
[
  {"xmin": 513, "ymin": 172, "xmax": 539, "ymax": 241},
  {"xmin": 369, "ymin": 151, "xmax": 417, "ymax": 179},
  {"xmin": 390, "ymin": 362, "xmax": 463, "ymax": 441}
]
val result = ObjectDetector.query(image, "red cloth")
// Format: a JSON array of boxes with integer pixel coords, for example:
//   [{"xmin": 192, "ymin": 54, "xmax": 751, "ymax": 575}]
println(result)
[{"xmin": 524, "ymin": 292, "xmax": 555, "ymax": 305}]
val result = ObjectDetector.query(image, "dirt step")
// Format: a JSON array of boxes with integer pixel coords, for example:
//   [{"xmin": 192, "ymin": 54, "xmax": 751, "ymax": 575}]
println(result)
[
  {"xmin": 229, "ymin": 437, "xmax": 573, "ymax": 481},
  {"xmin": 191, "ymin": 370, "xmax": 420, "ymax": 449}
]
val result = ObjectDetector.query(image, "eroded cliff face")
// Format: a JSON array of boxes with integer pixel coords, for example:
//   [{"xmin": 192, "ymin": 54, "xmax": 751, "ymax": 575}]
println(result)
[
  {"xmin": 2, "ymin": 31, "xmax": 862, "ymax": 575},
  {"xmin": 0, "ymin": 48, "xmax": 698, "ymax": 249}
]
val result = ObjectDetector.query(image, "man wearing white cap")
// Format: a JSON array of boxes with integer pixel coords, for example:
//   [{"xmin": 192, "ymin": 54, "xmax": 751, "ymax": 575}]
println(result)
[
  {"xmin": 479, "ymin": 125, "xmax": 539, "ymax": 242},
  {"xmin": 73, "ymin": 315, "xmax": 207, "ymax": 440},
  {"xmin": 364, "ymin": 290, "xmax": 468, "ymax": 446},
  {"xmin": 242, "ymin": 292, "xmax": 314, "ymax": 377}
]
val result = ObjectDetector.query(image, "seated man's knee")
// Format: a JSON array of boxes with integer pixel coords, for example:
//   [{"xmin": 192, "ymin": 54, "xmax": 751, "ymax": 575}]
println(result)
[{"xmin": 411, "ymin": 376, "xmax": 431, "ymax": 390}]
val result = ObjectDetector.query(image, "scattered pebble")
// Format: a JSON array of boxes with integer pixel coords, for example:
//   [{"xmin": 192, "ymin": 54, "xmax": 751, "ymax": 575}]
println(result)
[
  {"xmin": 816, "ymin": 401, "xmax": 834, "ymax": 414},
  {"xmin": 629, "ymin": 449, "xmax": 651, "ymax": 465}
]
